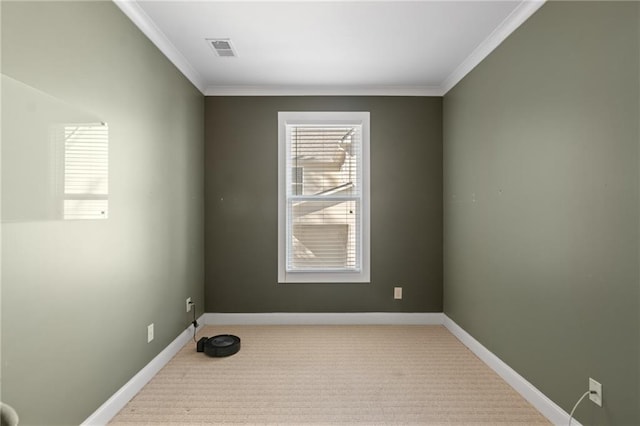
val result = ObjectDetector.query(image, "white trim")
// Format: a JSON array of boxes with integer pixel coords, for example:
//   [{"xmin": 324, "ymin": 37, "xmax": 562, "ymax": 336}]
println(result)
[
  {"xmin": 112, "ymin": 0, "xmax": 207, "ymax": 94},
  {"xmin": 81, "ymin": 316, "xmax": 204, "ymax": 426},
  {"xmin": 202, "ymin": 312, "xmax": 444, "ymax": 325},
  {"xmin": 440, "ymin": 0, "xmax": 546, "ymax": 94},
  {"xmin": 443, "ymin": 315, "xmax": 579, "ymax": 426},
  {"xmin": 204, "ymin": 85, "xmax": 443, "ymax": 97}
]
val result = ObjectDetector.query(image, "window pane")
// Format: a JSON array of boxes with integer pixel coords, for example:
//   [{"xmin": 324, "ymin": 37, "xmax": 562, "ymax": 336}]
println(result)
[
  {"xmin": 289, "ymin": 126, "xmax": 360, "ymax": 197},
  {"xmin": 288, "ymin": 199, "xmax": 359, "ymax": 271}
]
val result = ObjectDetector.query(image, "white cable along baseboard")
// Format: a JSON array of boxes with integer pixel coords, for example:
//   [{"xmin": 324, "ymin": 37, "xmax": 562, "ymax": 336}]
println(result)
[{"xmin": 83, "ymin": 312, "xmax": 575, "ymax": 425}]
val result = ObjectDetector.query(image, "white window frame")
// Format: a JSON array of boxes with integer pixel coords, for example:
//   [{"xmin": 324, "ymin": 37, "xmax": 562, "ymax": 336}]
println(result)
[{"xmin": 278, "ymin": 111, "xmax": 370, "ymax": 283}]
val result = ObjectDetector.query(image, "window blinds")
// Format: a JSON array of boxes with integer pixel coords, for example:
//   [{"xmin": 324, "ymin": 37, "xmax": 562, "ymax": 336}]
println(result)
[{"xmin": 286, "ymin": 125, "xmax": 362, "ymax": 272}]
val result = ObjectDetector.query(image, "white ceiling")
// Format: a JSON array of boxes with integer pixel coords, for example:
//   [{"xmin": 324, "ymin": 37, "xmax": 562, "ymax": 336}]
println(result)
[{"xmin": 115, "ymin": 0, "xmax": 545, "ymax": 96}]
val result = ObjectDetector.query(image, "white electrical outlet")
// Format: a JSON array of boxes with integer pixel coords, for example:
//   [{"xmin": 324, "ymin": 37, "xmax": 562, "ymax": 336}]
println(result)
[
  {"xmin": 147, "ymin": 323, "xmax": 154, "ymax": 343},
  {"xmin": 589, "ymin": 378, "xmax": 602, "ymax": 407},
  {"xmin": 394, "ymin": 287, "xmax": 402, "ymax": 300},
  {"xmin": 186, "ymin": 297, "xmax": 192, "ymax": 312}
]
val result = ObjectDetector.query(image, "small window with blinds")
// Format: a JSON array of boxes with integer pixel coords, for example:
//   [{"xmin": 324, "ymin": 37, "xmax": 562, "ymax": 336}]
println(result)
[
  {"xmin": 59, "ymin": 123, "xmax": 109, "ymax": 219},
  {"xmin": 278, "ymin": 112, "xmax": 370, "ymax": 283}
]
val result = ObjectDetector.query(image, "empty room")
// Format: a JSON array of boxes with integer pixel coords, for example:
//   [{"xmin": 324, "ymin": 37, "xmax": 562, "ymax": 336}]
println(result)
[{"xmin": 1, "ymin": 0, "xmax": 638, "ymax": 425}]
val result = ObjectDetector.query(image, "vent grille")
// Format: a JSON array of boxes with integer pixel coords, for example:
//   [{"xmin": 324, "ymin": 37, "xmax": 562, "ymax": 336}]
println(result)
[{"xmin": 207, "ymin": 38, "xmax": 237, "ymax": 57}]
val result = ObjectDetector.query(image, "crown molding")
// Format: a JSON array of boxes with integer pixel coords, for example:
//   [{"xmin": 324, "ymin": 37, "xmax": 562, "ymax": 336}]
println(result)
[
  {"xmin": 440, "ymin": 0, "xmax": 546, "ymax": 95},
  {"xmin": 204, "ymin": 85, "xmax": 444, "ymax": 97},
  {"xmin": 113, "ymin": 0, "xmax": 207, "ymax": 94}
]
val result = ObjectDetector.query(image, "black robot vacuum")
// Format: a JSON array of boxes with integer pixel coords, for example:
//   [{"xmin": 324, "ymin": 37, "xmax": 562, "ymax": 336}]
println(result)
[{"xmin": 197, "ymin": 334, "xmax": 241, "ymax": 357}]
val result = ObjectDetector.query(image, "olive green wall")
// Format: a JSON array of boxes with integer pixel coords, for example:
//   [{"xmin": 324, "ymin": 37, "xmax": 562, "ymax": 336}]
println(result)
[
  {"xmin": 443, "ymin": 2, "xmax": 639, "ymax": 425},
  {"xmin": 1, "ymin": 2, "xmax": 204, "ymax": 425},
  {"xmin": 205, "ymin": 97, "xmax": 442, "ymax": 313}
]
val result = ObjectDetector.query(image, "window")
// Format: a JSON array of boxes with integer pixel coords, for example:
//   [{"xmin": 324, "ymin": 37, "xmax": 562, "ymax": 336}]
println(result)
[
  {"xmin": 278, "ymin": 111, "xmax": 370, "ymax": 283},
  {"xmin": 58, "ymin": 123, "xmax": 109, "ymax": 219}
]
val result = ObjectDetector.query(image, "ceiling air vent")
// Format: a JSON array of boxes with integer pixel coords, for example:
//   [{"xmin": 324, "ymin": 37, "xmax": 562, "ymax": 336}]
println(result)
[{"xmin": 207, "ymin": 38, "xmax": 237, "ymax": 57}]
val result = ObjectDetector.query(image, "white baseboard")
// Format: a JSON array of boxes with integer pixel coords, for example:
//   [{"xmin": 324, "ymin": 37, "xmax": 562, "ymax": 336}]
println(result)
[
  {"xmin": 202, "ymin": 312, "xmax": 445, "ymax": 325},
  {"xmin": 443, "ymin": 315, "xmax": 577, "ymax": 426},
  {"xmin": 81, "ymin": 316, "xmax": 204, "ymax": 426}
]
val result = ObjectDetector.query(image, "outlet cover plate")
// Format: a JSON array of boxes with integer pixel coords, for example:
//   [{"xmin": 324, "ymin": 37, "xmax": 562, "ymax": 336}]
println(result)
[
  {"xmin": 394, "ymin": 287, "xmax": 402, "ymax": 300},
  {"xmin": 589, "ymin": 378, "xmax": 602, "ymax": 406},
  {"xmin": 147, "ymin": 323, "xmax": 154, "ymax": 343},
  {"xmin": 186, "ymin": 297, "xmax": 192, "ymax": 312}
]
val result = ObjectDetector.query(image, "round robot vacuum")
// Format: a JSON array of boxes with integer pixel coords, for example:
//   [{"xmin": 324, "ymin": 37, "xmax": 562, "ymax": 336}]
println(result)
[{"xmin": 202, "ymin": 334, "xmax": 241, "ymax": 357}]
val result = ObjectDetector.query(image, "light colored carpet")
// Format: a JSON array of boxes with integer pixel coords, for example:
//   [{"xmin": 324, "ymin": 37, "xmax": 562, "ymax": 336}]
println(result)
[{"xmin": 110, "ymin": 325, "xmax": 549, "ymax": 425}]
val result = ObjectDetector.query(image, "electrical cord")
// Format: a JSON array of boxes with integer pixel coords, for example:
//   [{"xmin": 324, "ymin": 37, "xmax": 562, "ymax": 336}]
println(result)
[
  {"xmin": 568, "ymin": 390, "xmax": 596, "ymax": 426},
  {"xmin": 190, "ymin": 302, "xmax": 198, "ymax": 343}
]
